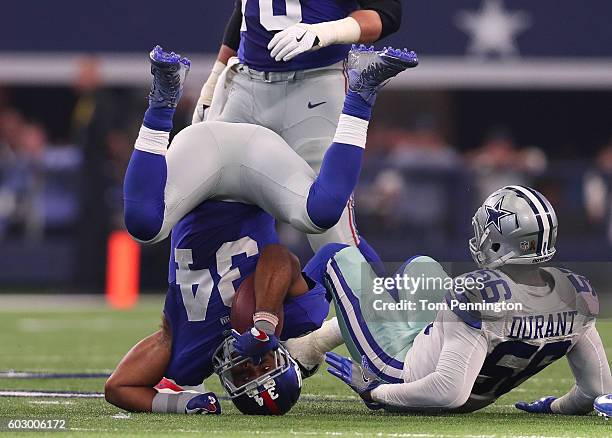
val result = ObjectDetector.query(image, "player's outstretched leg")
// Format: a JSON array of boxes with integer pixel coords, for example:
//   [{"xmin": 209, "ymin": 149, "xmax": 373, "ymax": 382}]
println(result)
[
  {"xmin": 123, "ymin": 46, "xmax": 190, "ymax": 242},
  {"xmin": 306, "ymin": 45, "xmax": 418, "ymax": 231}
]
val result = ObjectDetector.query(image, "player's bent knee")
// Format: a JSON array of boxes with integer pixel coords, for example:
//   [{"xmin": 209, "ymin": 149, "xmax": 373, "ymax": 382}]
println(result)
[
  {"xmin": 124, "ymin": 201, "xmax": 164, "ymax": 243},
  {"xmin": 306, "ymin": 182, "xmax": 348, "ymax": 231},
  {"xmin": 306, "ymin": 198, "xmax": 345, "ymax": 231}
]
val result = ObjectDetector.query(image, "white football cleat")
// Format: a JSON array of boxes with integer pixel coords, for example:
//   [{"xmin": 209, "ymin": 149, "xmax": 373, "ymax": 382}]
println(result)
[
  {"xmin": 284, "ymin": 335, "xmax": 324, "ymax": 378},
  {"xmin": 594, "ymin": 394, "xmax": 612, "ymax": 419},
  {"xmin": 284, "ymin": 317, "xmax": 344, "ymax": 378}
]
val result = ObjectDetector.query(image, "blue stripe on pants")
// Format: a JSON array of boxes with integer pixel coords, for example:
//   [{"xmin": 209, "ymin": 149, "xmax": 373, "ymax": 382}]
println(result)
[{"xmin": 326, "ymin": 258, "xmax": 404, "ymax": 383}]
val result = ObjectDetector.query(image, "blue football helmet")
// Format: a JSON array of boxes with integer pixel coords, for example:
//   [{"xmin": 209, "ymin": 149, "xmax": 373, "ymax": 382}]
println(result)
[{"xmin": 213, "ymin": 335, "xmax": 302, "ymax": 415}]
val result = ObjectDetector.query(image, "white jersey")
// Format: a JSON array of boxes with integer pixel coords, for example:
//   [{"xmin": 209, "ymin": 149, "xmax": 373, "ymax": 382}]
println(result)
[{"xmin": 371, "ymin": 267, "xmax": 611, "ymax": 413}]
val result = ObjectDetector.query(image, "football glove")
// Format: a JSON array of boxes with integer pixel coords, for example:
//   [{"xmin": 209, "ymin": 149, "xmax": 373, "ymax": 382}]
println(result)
[
  {"xmin": 325, "ymin": 352, "xmax": 384, "ymax": 410},
  {"xmin": 515, "ymin": 396, "xmax": 556, "ymax": 414},
  {"xmin": 268, "ymin": 24, "xmax": 320, "ymax": 62},
  {"xmin": 232, "ymin": 328, "xmax": 279, "ymax": 364},
  {"xmin": 268, "ymin": 17, "xmax": 361, "ymax": 62},
  {"xmin": 184, "ymin": 392, "xmax": 222, "ymax": 415}
]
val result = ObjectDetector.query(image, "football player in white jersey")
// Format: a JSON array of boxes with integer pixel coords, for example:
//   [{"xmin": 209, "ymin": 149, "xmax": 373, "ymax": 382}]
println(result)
[{"xmin": 290, "ymin": 185, "xmax": 612, "ymax": 413}]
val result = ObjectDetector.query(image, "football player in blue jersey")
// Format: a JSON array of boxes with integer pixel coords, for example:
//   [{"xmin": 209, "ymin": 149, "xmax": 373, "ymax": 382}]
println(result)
[
  {"xmin": 105, "ymin": 241, "xmax": 330, "ymax": 415},
  {"xmin": 192, "ymin": 0, "xmax": 402, "ymax": 264},
  {"xmin": 105, "ymin": 44, "xmax": 416, "ymax": 415}
]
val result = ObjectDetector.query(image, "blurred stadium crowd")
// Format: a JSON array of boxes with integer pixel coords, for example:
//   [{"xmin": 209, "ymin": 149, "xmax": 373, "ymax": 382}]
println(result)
[{"xmin": 1, "ymin": 61, "xmax": 611, "ymax": 290}]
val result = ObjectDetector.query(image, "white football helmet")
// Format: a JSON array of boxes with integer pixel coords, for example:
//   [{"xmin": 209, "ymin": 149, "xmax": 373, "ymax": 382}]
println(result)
[{"xmin": 469, "ymin": 185, "xmax": 558, "ymax": 269}]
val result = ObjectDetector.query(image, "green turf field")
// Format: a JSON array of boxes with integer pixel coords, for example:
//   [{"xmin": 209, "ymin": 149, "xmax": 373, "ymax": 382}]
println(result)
[{"xmin": 0, "ymin": 295, "xmax": 610, "ymax": 437}]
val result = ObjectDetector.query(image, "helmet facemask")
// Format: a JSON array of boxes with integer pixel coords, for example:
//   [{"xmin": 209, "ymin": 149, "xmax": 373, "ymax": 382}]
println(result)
[{"xmin": 213, "ymin": 336, "xmax": 302, "ymax": 415}]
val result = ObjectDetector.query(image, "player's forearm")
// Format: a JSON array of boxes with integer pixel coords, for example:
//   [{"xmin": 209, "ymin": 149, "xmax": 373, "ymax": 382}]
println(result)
[
  {"xmin": 195, "ymin": 0, "xmax": 240, "ymax": 113},
  {"xmin": 253, "ymin": 244, "xmax": 306, "ymax": 334},
  {"xmin": 355, "ymin": 0, "xmax": 402, "ymax": 40},
  {"xmin": 307, "ymin": 2, "xmax": 399, "ymax": 47},
  {"xmin": 196, "ymin": 47, "xmax": 232, "ymax": 111},
  {"xmin": 213, "ymin": 0, "xmax": 239, "ymax": 71},
  {"xmin": 350, "ymin": 10, "xmax": 382, "ymax": 42},
  {"xmin": 310, "ymin": 11, "xmax": 382, "ymax": 47},
  {"xmin": 216, "ymin": 44, "xmax": 237, "ymax": 65}
]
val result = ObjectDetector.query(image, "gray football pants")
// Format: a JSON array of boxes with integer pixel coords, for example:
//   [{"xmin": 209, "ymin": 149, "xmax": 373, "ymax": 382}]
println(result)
[
  {"xmin": 209, "ymin": 61, "xmax": 361, "ymax": 250},
  {"xmin": 146, "ymin": 121, "xmax": 324, "ymax": 243}
]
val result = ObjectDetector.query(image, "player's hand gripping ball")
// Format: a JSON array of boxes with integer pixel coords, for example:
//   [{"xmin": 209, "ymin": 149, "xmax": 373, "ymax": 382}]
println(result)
[
  {"xmin": 230, "ymin": 274, "xmax": 284, "ymax": 336},
  {"xmin": 230, "ymin": 274, "xmax": 283, "ymax": 363},
  {"xmin": 232, "ymin": 328, "xmax": 279, "ymax": 364}
]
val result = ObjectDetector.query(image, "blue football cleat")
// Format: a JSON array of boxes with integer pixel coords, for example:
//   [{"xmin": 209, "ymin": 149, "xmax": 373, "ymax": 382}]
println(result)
[
  {"xmin": 515, "ymin": 396, "xmax": 556, "ymax": 414},
  {"xmin": 346, "ymin": 45, "xmax": 418, "ymax": 104},
  {"xmin": 594, "ymin": 394, "xmax": 612, "ymax": 419},
  {"xmin": 184, "ymin": 392, "xmax": 222, "ymax": 415},
  {"xmin": 148, "ymin": 45, "xmax": 191, "ymax": 109}
]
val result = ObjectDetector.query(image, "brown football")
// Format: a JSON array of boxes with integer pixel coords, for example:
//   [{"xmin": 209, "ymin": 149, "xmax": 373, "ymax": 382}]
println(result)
[{"xmin": 230, "ymin": 273, "xmax": 284, "ymax": 336}]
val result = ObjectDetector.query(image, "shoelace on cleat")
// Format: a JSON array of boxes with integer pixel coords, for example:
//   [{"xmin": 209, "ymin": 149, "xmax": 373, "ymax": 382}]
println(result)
[
  {"xmin": 150, "ymin": 65, "xmax": 183, "ymax": 104},
  {"xmin": 351, "ymin": 61, "xmax": 400, "ymax": 93}
]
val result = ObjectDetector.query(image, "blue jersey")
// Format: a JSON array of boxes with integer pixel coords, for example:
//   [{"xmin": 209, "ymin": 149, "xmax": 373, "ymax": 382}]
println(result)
[
  {"xmin": 163, "ymin": 200, "xmax": 329, "ymax": 386},
  {"xmin": 238, "ymin": 0, "xmax": 358, "ymax": 72}
]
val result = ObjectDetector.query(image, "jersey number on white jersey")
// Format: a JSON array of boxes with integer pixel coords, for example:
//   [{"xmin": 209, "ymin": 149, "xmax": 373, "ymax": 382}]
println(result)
[
  {"xmin": 175, "ymin": 236, "xmax": 258, "ymax": 321},
  {"xmin": 241, "ymin": 0, "xmax": 303, "ymax": 32},
  {"xmin": 474, "ymin": 340, "xmax": 572, "ymax": 397}
]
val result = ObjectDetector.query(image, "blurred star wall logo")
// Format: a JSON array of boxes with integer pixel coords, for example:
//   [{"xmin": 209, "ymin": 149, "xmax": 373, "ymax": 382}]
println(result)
[{"xmin": 455, "ymin": 0, "xmax": 531, "ymax": 59}]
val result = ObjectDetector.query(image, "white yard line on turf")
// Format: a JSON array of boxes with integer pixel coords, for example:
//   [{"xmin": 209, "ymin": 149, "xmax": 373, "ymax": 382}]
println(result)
[
  {"xmin": 0, "ymin": 390, "xmax": 361, "ymax": 402},
  {"xmin": 0, "ymin": 390, "xmax": 103, "ymax": 398},
  {"xmin": 67, "ymin": 431, "xmax": 590, "ymax": 438},
  {"xmin": 28, "ymin": 400, "xmax": 74, "ymax": 405}
]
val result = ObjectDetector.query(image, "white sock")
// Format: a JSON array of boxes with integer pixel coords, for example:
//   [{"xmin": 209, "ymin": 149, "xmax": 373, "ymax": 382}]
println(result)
[
  {"xmin": 134, "ymin": 125, "xmax": 170, "ymax": 156},
  {"xmin": 152, "ymin": 391, "xmax": 199, "ymax": 414},
  {"xmin": 312, "ymin": 317, "xmax": 344, "ymax": 353},
  {"xmin": 332, "ymin": 114, "xmax": 369, "ymax": 149},
  {"xmin": 285, "ymin": 317, "xmax": 344, "ymax": 369}
]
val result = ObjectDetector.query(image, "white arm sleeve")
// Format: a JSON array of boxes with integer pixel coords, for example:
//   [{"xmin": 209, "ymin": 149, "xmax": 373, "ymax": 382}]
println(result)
[
  {"xmin": 552, "ymin": 324, "xmax": 612, "ymax": 415},
  {"xmin": 370, "ymin": 312, "xmax": 488, "ymax": 409}
]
